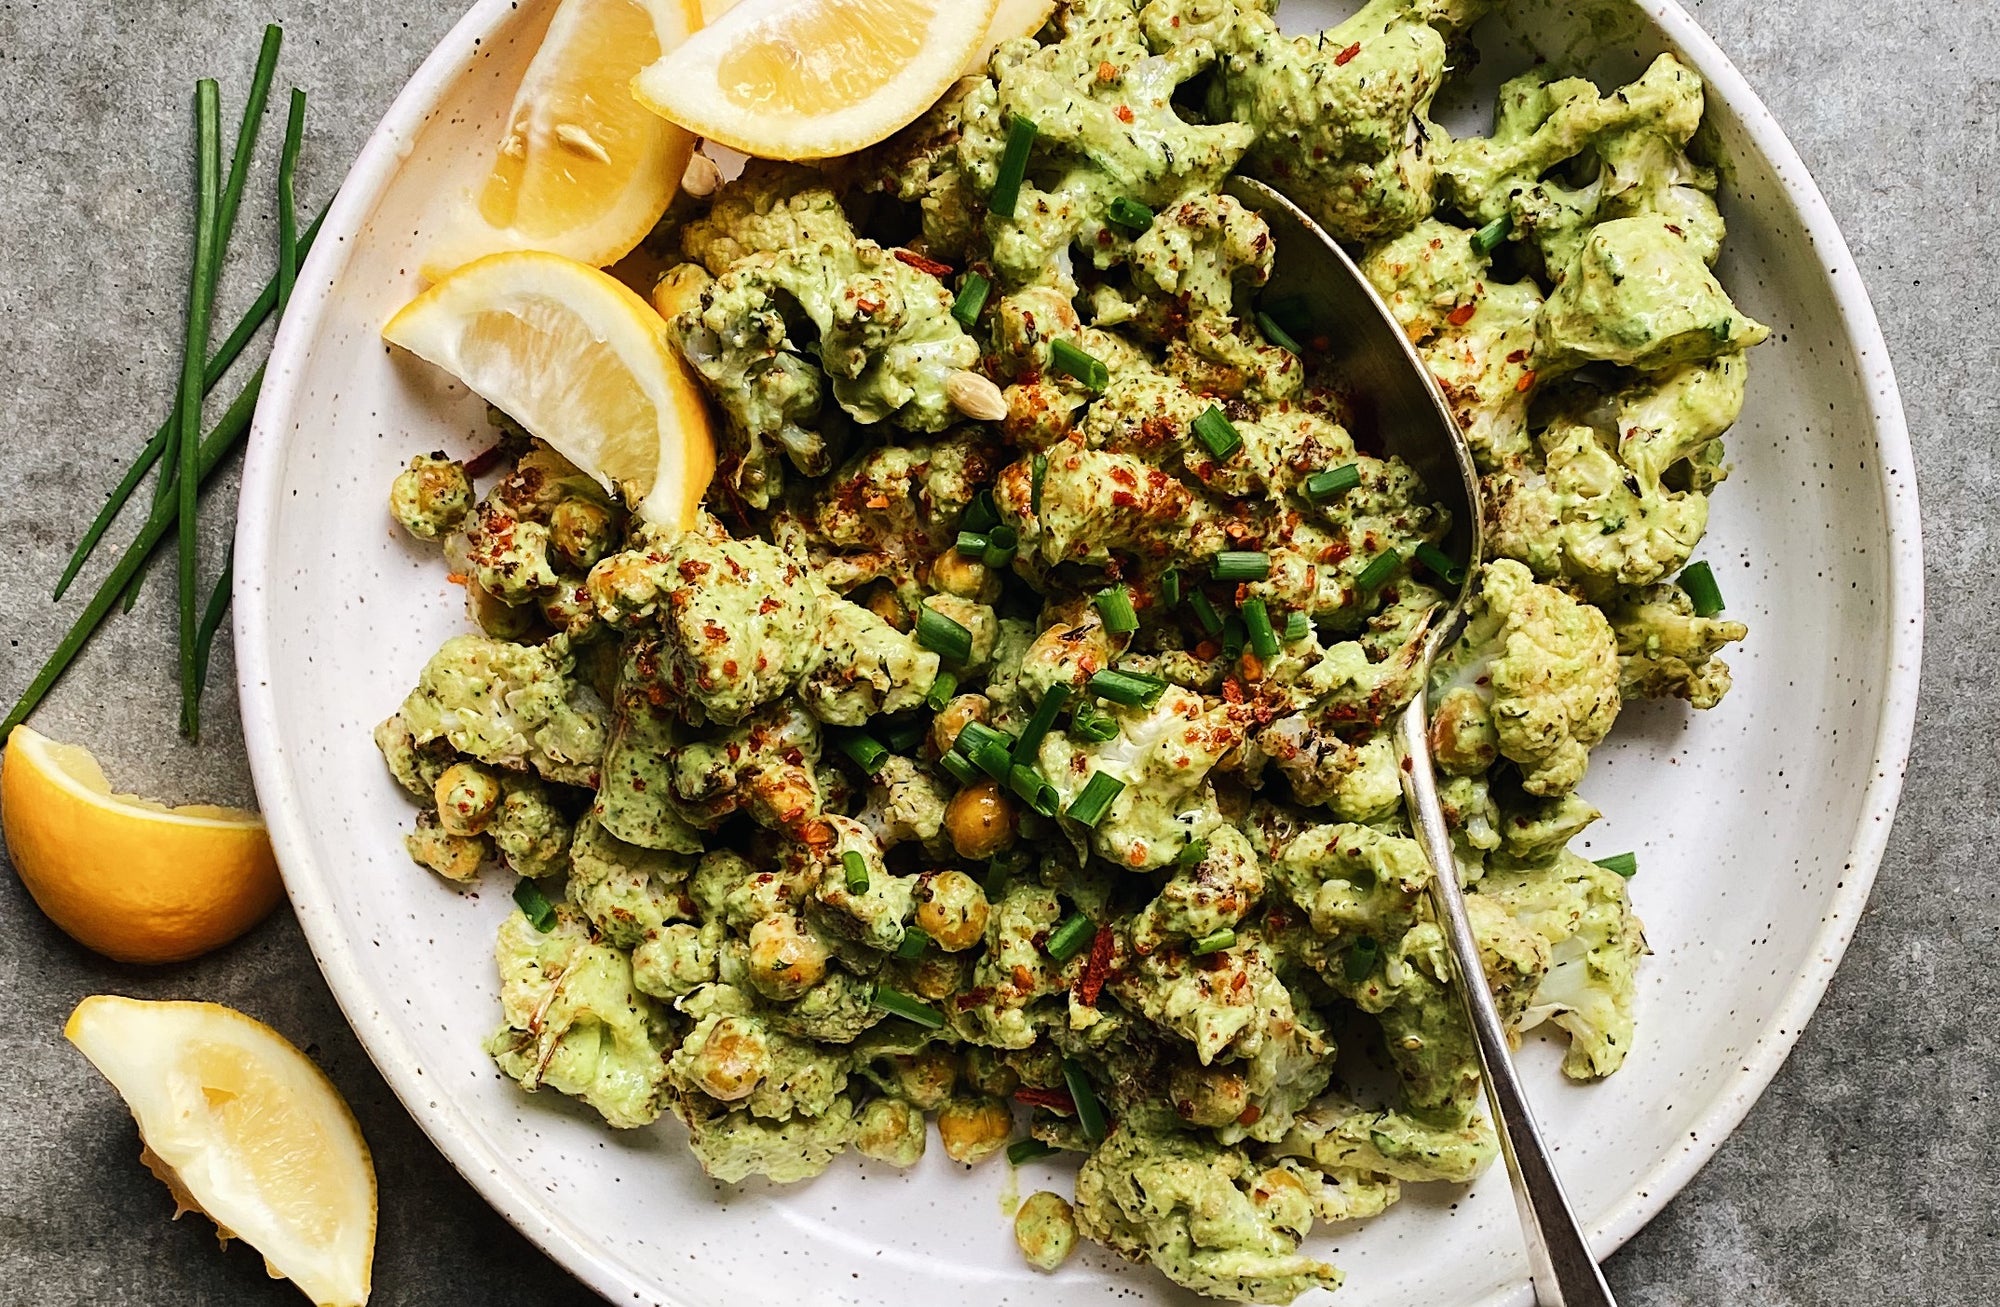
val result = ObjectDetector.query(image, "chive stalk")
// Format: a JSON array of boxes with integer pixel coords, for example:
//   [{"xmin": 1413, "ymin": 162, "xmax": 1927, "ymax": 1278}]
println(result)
[
  {"xmin": 1471, "ymin": 215, "xmax": 1512, "ymax": 256},
  {"xmin": 1413, "ymin": 542, "xmax": 1466, "ymax": 587},
  {"xmin": 1086, "ymin": 668, "xmax": 1166, "ymax": 708},
  {"xmin": 1186, "ymin": 588, "xmax": 1224, "ymax": 636},
  {"xmin": 1594, "ymin": 852, "xmax": 1639, "ymax": 878},
  {"xmin": 1093, "ymin": 586, "xmax": 1139, "ymax": 634},
  {"xmin": 1356, "ymin": 549, "xmax": 1402, "ymax": 591},
  {"xmin": 1065, "ymin": 772, "xmax": 1125, "ymax": 828},
  {"xmin": 872, "ymin": 983, "xmax": 944, "ymax": 1027},
  {"xmin": 1030, "ymin": 453, "xmax": 1047, "ymax": 520},
  {"xmin": 1304, "ymin": 463, "xmax": 1361, "ymax": 502},
  {"xmin": 1678, "ymin": 561, "xmax": 1725, "ymax": 617},
  {"xmin": 1012, "ymin": 684, "xmax": 1071, "ymax": 762},
  {"xmin": 982, "ymin": 522, "xmax": 1018, "ymax": 569},
  {"xmin": 1192, "ymin": 406, "xmax": 1241, "ymax": 459},
  {"xmin": 1241, "ymin": 597, "xmax": 1278, "ymax": 660},
  {"xmin": 1211, "ymin": 550, "xmax": 1270, "ymax": 582},
  {"xmin": 1045, "ymin": 913, "xmax": 1094, "ymax": 962},
  {"xmin": 991, "ymin": 116, "xmax": 1037, "ymax": 219},
  {"xmin": 925, "ymin": 671, "xmax": 959, "ymax": 712},
  {"xmin": 1160, "ymin": 566, "xmax": 1182, "ymax": 608},
  {"xmin": 1255, "ymin": 310, "xmax": 1303, "ymax": 353},
  {"xmin": 894, "ymin": 930, "xmax": 931, "ymax": 961},
  {"xmin": 843, "ymin": 850, "xmax": 871, "ymax": 894},
  {"xmin": 916, "ymin": 603, "xmax": 973, "ymax": 663},
  {"xmin": 1107, "ymin": 196, "xmax": 1154, "ymax": 231},
  {"xmin": 175, "ymin": 80, "xmax": 224, "ymax": 739},
  {"xmin": 1283, "ymin": 610, "xmax": 1310, "ymax": 642},
  {"xmin": 952, "ymin": 272, "xmax": 992, "ymax": 327},
  {"xmin": 837, "ymin": 732, "xmax": 890, "ymax": 774},
  {"xmin": 1050, "ymin": 339, "xmax": 1108, "ymax": 392},
  {"xmin": 1190, "ymin": 928, "xmax": 1236, "ymax": 955},
  {"xmin": 1062, "ymin": 1059, "xmax": 1108, "ymax": 1141},
  {"xmin": 513, "ymin": 879, "xmax": 557, "ymax": 932}
]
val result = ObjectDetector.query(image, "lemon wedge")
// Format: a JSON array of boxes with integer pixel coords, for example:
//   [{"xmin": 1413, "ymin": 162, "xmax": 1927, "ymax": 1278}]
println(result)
[
  {"xmin": 66, "ymin": 996, "xmax": 376, "ymax": 1307},
  {"xmin": 1, "ymin": 726, "xmax": 281, "ymax": 965},
  {"xmin": 383, "ymin": 250, "xmax": 716, "ymax": 531},
  {"xmin": 632, "ymin": 0, "xmax": 999, "ymax": 160},
  {"xmin": 963, "ymin": 0, "xmax": 1056, "ymax": 74},
  {"xmin": 422, "ymin": 0, "xmax": 704, "ymax": 280}
]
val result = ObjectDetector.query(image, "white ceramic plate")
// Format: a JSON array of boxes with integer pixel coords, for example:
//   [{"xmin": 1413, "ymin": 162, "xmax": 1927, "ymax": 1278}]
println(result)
[{"xmin": 235, "ymin": 2, "xmax": 1923, "ymax": 1303}]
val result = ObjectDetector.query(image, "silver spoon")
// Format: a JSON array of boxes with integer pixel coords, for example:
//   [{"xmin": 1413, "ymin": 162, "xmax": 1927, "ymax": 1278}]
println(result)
[{"xmin": 1226, "ymin": 176, "xmax": 1618, "ymax": 1307}]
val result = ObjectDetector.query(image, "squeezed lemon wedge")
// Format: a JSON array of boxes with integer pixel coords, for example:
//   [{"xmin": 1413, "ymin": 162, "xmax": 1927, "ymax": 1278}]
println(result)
[
  {"xmin": 383, "ymin": 249, "xmax": 716, "ymax": 531},
  {"xmin": 0, "ymin": 726, "xmax": 280, "ymax": 965},
  {"xmin": 632, "ymin": 0, "xmax": 999, "ymax": 160},
  {"xmin": 66, "ymin": 996, "xmax": 377, "ymax": 1307}
]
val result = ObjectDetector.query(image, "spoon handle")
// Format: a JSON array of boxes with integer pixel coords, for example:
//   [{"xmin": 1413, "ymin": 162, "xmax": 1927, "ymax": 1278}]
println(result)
[{"xmin": 1396, "ymin": 690, "xmax": 1619, "ymax": 1307}]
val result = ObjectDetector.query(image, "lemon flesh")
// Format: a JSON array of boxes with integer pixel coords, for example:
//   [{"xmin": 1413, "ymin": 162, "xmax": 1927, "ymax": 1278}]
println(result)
[
  {"xmin": 0, "ymin": 726, "xmax": 280, "ymax": 965},
  {"xmin": 66, "ymin": 996, "xmax": 377, "ymax": 1307},
  {"xmin": 383, "ymin": 250, "xmax": 715, "ymax": 531},
  {"xmin": 423, "ymin": 0, "xmax": 702, "ymax": 279},
  {"xmin": 632, "ymin": 0, "xmax": 999, "ymax": 160}
]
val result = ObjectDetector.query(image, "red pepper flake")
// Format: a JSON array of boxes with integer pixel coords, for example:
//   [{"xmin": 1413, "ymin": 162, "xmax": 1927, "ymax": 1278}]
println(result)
[
  {"xmin": 954, "ymin": 985, "xmax": 995, "ymax": 1011},
  {"xmin": 1194, "ymin": 638, "xmax": 1221, "ymax": 661},
  {"xmin": 1012, "ymin": 964, "xmax": 1036, "ymax": 990},
  {"xmin": 1516, "ymin": 370, "xmax": 1538, "ymax": 393},
  {"xmin": 1220, "ymin": 676, "xmax": 1245, "ymax": 704},
  {"xmin": 1111, "ymin": 490, "xmax": 1137, "ymax": 508},
  {"xmin": 1015, "ymin": 1085, "xmax": 1078, "ymax": 1114},
  {"xmin": 799, "ymin": 820, "xmax": 834, "ymax": 846},
  {"xmin": 1096, "ymin": 60, "xmax": 1117, "ymax": 83},
  {"xmin": 894, "ymin": 248, "xmax": 953, "ymax": 277},
  {"xmin": 1236, "ymin": 1104, "xmax": 1263, "ymax": 1126},
  {"xmin": 444, "ymin": 572, "xmax": 467, "ymax": 586},
  {"xmin": 1077, "ymin": 926, "xmax": 1114, "ymax": 1008},
  {"xmin": 1447, "ymin": 301, "xmax": 1477, "ymax": 327},
  {"xmin": 759, "ymin": 596, "xmax": 782, "ymax": 614},
  {"xmin": 865, "ymin": 493, "xmax": 891, "ymax": 510},
  {"xmin": 1239, "ymin": 653, "xmax": 1264, "ymax": 683},
  {"xmin": 855, "ymin": 295, "xmax": 884, "ymax": 314},
  {"xmin": 1115, "ymin": 105, "xmax": 1134, "ymax": 123},
  {"xmin": 1506, "ymin": 348, "xmax": 1528, "ymax": 363},
  {"xmin": 1334, "ymin": 41, "xmax": 1362, "ymax": 66}
]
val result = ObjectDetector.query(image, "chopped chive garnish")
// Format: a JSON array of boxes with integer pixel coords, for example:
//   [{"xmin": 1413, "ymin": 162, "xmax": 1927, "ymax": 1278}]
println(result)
[
  {"xmin": 1007, "ymin": 1137, "xmax": 1058, "ymax": 1164},
  {"xmin": 1679, "ymin": 561, "xmax": 1726, "ymax": 617},
  {"xmin": 1343, "ymin": 936, "xmax": 1380, "ymax": 983},
  {"xmin": 1069, "ymin": 702, "xmax": 1119, "ymax": 743},
  {"xmin": 1192, "ymin": 405, "xmax": 1242, "ymax": 459},
  {"xmin": 1087, "ymin": 668, "xmax": 1166, "ymax": 708},
  {"xmin": 1046, "ymin": 913, "xmax": 1095, "ymax": 962},
  {"xmin": 885, "ymin": 719, "xmax": 927, "ymax": 753},
  {"xmin": 1255, "ymin": 310, "xmax": 1303, "ymax": 354},
  {"xmin": 1094, "ymin": 586, "xmax": 1139, "ymax": 634},
  {"xmin": 1304, "ymin": 463, "xmax": 1362, "ymax": 501},
  {"xmin": 953, "ymin": 272, "xmax": 992, "ymax": 328},
  {"xmin": 188, "ymin": 547, "xmax": 235, "ymax": 708},
  {"xmin": 1031, "ymin": 452, "xmax": 1048, "ymax": 520},
  {"xmin": 991, "ymin": 116, "xmax": 1037, "ymax": 219},
  {"xmin": 1221, "ymin": 616, "xmax": 1246, "ymax": 659},
  {"xmin": 925, "ymin": 671, "xmax": 960, "ymax": 712},
  {"xmin": 1241, "ymin": 598, "xmax": 1278, "ymax": 660},
  {"xmin": 1008, "ymin": 764, "xmax": 1060, "ymax": 818},
  {"xmin": 1051, "ymin": 339, "xmax": 1109, "ymax": 392},
  {"xmin": 837, "ymin": 732, "xmax": 890, "ymax": 774},
  {"xmin": 1414, "ymin": 542, "xmax": 1467, "ymax": 587},
  {"xmin": 1062, "ymin": 1059, "xmax": 1108, "ymax": 1141},
  {"xmin": 957, "ymin": 529, "xmax": 991, "ymax": 556},
  {"xmin": 970, "ymin": 738, "xmax": 1016, "ymax": 783},
  {"xmin": 895, "ymin": 929, "xmax": 932, "ymax": 960},
  {"xmin": 1065, "ymin": 771, "xmax": 1125, "ymax": 827},
  {"xmin": 983, "ymin": 522, "xmax": 1019, "ymax": 569},
  {"xmin": 1174, "ymin": 838, "xmax": 1209, "ymax": 869},
  {"xmin": 916, "ymin": 603, "xmax": 974, "ymax": 663},
  {"xmin": 1211, "ymin": 550, "xmax": 1270, "ymax": 582},
  {"xmin": 1471, "ymin": 215, "xmax": 1512, "ymax": 256},
  {"xmin": 963, "ymin": 488, "xmax": 1000, "ymax": 532},
  {"xmin": 1012, "ymin": 684, "xmax": 1072, "ymax": 762},
  {"xmin": 1107, "ymin": 196, "xmax": 1155, "ymax": 231},
  {"xmin": 513, "ymin": 878, "xmax": 557, "ymax": 932},
  {"xmin": 1284, "ymin": 610, "xmax": 1310, "ymax": 642},
  {"xmin": 955, "ymin": 720, "xmax": 1012, "ymax": 756},
  {"xmin": 940, "ymin": 749, "xmax": 980, "ymax": 787},
  {"xmin": 1262, "ymin": 293, "xmax": 1313, "ymax": 340},
  {"xmin": 872, "ymin": 983, "xmax": 944, "ymax": 1027},
  {"xmin": 174, "ymin": 80, "xmax": 224, "ymax": 739},
  {"xmin": 277, "ymin": 84, "xmax": 305, "ymax": 311},
  {"xmin": 1357, "ymin": 549, "xmax": 1402, "ymax": 591},
  {"xmin": 1191, "ymin": 928, "xmax": 1236, "ymax": 955},
  {"xmin": 843, "ymin": 850, "xmax": 871, "ymax": 894},
  {"xmin": 1594, "ymin": 852, "xmax": 1639, "ymax": 878},
  {"xmin": 1160, "ymin": 566, "xmax": 1182, "ymax": 608},
  {"xmin": 1186, "ymin": 588, "xmax": 1224, "ymax": 636}
]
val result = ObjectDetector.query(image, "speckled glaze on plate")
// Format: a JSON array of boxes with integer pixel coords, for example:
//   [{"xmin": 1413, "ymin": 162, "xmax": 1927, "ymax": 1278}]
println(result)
[{"xmin": 233, "ymin": 2, "xmax": 1923, "ymax": 1303}]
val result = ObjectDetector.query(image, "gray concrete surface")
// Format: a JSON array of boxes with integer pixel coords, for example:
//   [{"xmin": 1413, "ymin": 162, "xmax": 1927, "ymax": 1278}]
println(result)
[{"xmin": 0, "ymin": 1, "xmax": 1990, "ymax": 1302}]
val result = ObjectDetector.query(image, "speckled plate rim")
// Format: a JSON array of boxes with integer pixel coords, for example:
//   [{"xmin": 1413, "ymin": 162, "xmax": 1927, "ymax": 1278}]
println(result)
[{"xmin": 233, "ymin": 1, "xmax": 1925, "ymax": 1303}]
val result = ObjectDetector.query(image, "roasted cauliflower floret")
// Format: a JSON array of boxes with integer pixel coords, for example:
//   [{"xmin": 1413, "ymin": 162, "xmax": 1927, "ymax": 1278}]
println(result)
[
  {"xmin": 388, "ymin": 453, "xmax": 473, "ymax": 541},
  {"xmin": 395, "ymin": 633, "xmax": 607, "ymax": 786},
  {"xmin": 1607, "ymin": 581, "xmax": 1749, "ymax": 708}
]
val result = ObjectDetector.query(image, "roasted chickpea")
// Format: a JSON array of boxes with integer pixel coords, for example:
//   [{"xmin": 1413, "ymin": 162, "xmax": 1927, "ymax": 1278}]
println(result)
[
  {"xmin": 1431, "ymin": 685, "xmax": 1500, "ymax": 775},
  {"xmin": 683, "ymin": 1016, "xmax": 769, "ymax": 1102},
  {"xmin": 405, "ymin": 812, "xmax": 488, "ymax": 881},
  {"xmin": 860, "ymin": 583, "xmax": 908, "ymax": 630},
  {"xmin": 943, "ymin": 779, "xmax": 1017, "ymax": 861},
  {"xmin": 929, "ymin": 693, "xmax": 991, "ymax": 758},
  {"xmin": 1013, "ymin": 1191, "xmax": 1077, "ymax": 1271},
  {"xmin": 937, "ymin": 1093, "xmax": 1013, "ymax": 1164},
  {"xmin": 884, "ymin": 1047, "xmax": 958, "ymax": 1111},
  {"xmin": 388, "ymin": 453, "xmax": 473, "ymax": 541},
  {"xmin": 962, "ymin": 1046, "xmax": 1020, "ymax": 1098},
  {"xmin": 854, "ymin": 1097, "xmax": 927, "ymax": 1167},
  {"xmin": 745, "ymin": 913, "xmax": 830, "ymax": 1001},
  {"xmin": 549, "ymin": 496, "xmax": 618, "ymax": 572},
  {"xmin": 906, "ymin": 949, "xmax": 970, "ymax": 1003},
  {"xmin": 464, "ymin": 578, "xmax": 540, "ymax": 640},
  {"xmin": 433, "ymin": 762, "xmax": 503, "ymax": 836},
  {"xmin": 931, "ymin": 546, "xmax": 993, "ymax": 600},
  {"xmin": 914, "ymin": 870, "xmax": 991, "ymax": 952},
  {"xmin": 1170, "ymin": 1063, "xmax": 1250, "ymax": 1129}
]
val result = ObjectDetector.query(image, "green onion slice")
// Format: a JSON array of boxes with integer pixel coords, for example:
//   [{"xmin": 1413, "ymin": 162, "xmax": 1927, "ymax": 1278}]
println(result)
[
  {"xmin": 1006, "ymin": 1137, "xmax": 1058, "ymax": 1164},
  {"xmin": 1304, "ymin": 464, "xmax": 1361, "ymax": 501},
  {"xmin": 1413, "ymin": 542, "xmax": 1467, "ymax": 587},
  {"xmin": 1190, "ymin": 928, "xmax": 1236, "ymax": 956},
  {"xmin": 1012, "ymin": 684, "xmax": 1071, "ymax": 762},
  {"xmin": 1221, "ymin": 616, "xmax": 1246, "ymax": 659},
  {"xmin": 1471, "ymin": 215, "xmax": 1512, "ymax": 257},
  {"xmin": 1062, "ymin": 1059, "xmax": 1108, "ymax": 1141},
  {"xmin": 1192, "ymin": 406, "xmax": 1241, "ymax": 459},
  {"xmin": 837, "ymin": 732, "xmax": 890, "ymax": 774},
  {"xmin": 1356, "ymin": 549, "xmax": 1402, "ymax": 591},
  {"xmin": 1594, "ymin": 852, "xmax": 1639, "ymax": 878},
  {"xmin": 1094, "ymin": 586, "xmax": 1139, "ymax": 634},
  {"xmin": 957, "ymin": 529, "xmax": 991, "ymax": 556},
  {"xmin": 1160, "ymin": 566, "xmax": 1182, "ymax": 608},
  {"xmin": 916, "ymin": 603, "xmax": 974, "ymax": 663},
  {"xmin": 513, "ymin": 878, "xmax": 557, "ymax": 932},
  {"xmin": 885, "ymin": 719, "xmax": 926, "ymax": 753},
  {"xmin": 1051, "ymin": 339, "xmax": 1109, "ymax": 392},
  {"xmin": 991, "ymin": 116, "xmax": 1037, "ymax": 219},
  {"xmin": 1255, "ymin": 310, "xmax": 1303, "ymax": 354},
  {"xmin": 895, "ymin": 930, "xmax": 932, "ymax": 960},
  {"xmin": 972, "ymin": 738, "xmax": 1017, "ymax": 783},
  {"xmin": 939, "ymin": 749, "xmax": 980, "ymax": 787},
  {"xmin": 953, "ymin": 272, "xmax": 992, "ymax": 328},
  {"xmin": 1065, "ymin": 771, "xmax": 1125, "ymax": 827},
  {"xmin": 1174, "ymin": 838, "xmax": 1209, "ymax": 869},
  {"xmin": 963, "ymin": 488, "xmax": 1000, "ymax": 532},
  {"xmin": 1343, "ymin": 936, "xmax": 1380, "ymax": 983},
  {"xmin": 843, "ymin": 850, "xmax": 871, "ymax": 894},
  {"xmin": 1045, "ymin": 913, "xmax": 1095, "ymax": 962},
  {"xmin": 1678, "ymin": 561, "xmax": 1726, "ymax": 617},
  {"xmin": 1284, "ymin": 610, "xmax": 1310, "ymax": 642},
  {"xmin": 1087, "ymin": 668, "xmax": 1167, "ymax": 708},
  {"xmin": 872, "ymin": 983, "xmax": 944, "ymax": 1027},
  {"xmin": 1241, "ymin": 597, "xmax": 1278, "ymax": 660},
  {"xmin": 1211, "ymin": 550, "xmax": 1270, "ymax": 582},
  {"xmin": 925, "ymin": 671, "xmax": 960, "ymax": 712},
  {"xmin": 1068, "ymin": 703, "xmax": 1119, "ymax": 743},
  {"xmin": 1107, "ymin": 196, "xmax": 1155, "ymax": 231},
  {"xmin": 1031, "ymin": 452, "xmax": 1048, "ymax": 520},
  {"xmin": 954, "ymin": 720, "xmax": 1011, "ymax": 755},
  {"xmin": 1186, "ymin": 589, "xmax": 1224, "ymax": 636},
  {"xmin": 982, "ymin": 522, "xmax": 1019, "ymax": 569},
  {"xmin": 1008, "ymin": 763, "xmax": 1059, "ymax": 818}
]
